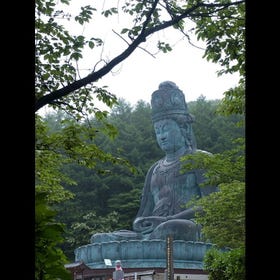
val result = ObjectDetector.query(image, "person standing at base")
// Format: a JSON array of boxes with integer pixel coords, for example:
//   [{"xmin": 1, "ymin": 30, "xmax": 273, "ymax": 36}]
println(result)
[{"xmin": 113, "ymin": 260, "xmax": 124, "ymax": 280}]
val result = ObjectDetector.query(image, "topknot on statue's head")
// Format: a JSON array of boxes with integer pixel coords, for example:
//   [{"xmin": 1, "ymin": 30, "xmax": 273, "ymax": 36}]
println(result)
[
  {"xmin": 158, "ymin": 81, "xmax": 178, "ymax": 90},
  {"xmin": 151, "ymin": 81, "xmax": 193, "ymax": 123}
]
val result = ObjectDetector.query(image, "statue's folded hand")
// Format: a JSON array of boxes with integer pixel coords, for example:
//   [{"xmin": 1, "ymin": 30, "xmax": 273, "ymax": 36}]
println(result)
[{"xmin": 133, "ymin": 216, "xmax": 167, "ymax": 234}]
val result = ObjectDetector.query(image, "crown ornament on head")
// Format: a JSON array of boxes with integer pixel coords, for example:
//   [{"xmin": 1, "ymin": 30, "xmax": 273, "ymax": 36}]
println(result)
[{"xmin": 151, "ymin": 81, "xmax": 193, "ymax": 123}]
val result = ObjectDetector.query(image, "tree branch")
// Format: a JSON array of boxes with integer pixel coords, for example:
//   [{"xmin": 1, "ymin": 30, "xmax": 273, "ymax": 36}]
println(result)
[
  {"xmin": 144, "ymin": 1, "xmax": 245, "ymax": 37},
  {"xmin": 35, "ymin": 0, "xmax": 245, "ymax": 112},
  {"xmin": 112, "ymin": 29, "xmax": 156, "ymax": 58}
]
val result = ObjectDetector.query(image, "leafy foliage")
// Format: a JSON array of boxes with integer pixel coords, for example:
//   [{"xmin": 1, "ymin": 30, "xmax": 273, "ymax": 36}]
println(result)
[
  {"xmin": 197, "ymin": 181, "xmax": 245, "ymax": 248},
  {"xmin": 217, "ymin": 83, "xmax": 245, "ymax": 116},
  {"xmin": 35, "ymin": 0, "xmax": 116, "ymax": 116},
  {"xmin": 188, "ymin": 0, "xmax": 246, "ymax": 118},
  {"xmin": 182, "ymin": 137, "xmax": 244, "ymax": 186},
  {"xmin": 181, "ymin": 138, "xmax": 245, "ymax": 248},
  {"xmin": 35, "ymin": 111, "xmax": 136, "ymax": 273},
  {"xmin": 181, "ymin": 136, "xmax": 245, "ymax": 252},
  {"xmin": 188, "ymin": 0, "xmax": 245, "ymax": 78},
  {"xmin": 35, "ymin": 115, "xmax": 76, "ymax": 203},
  {"xmin": 35, "ymin": 192, "xmax": 71, "ymax": 280},
  {"xmin": 204, "ymin": 247, "xmax": 245, "ymax": 280},
  {"xmin": 188, "ymin": 96, "xmax": 244, "ymax": 153},
  {"xmin": 64, "ymin": 211, "xmax": 120, "ymax": 251},
  {"xmin": 35, "ymin": 0, "xmax": 245, "ymax": 111},
  {"xmin": 180, "ymin": 2, "xmax": 246, "ymax": 256},
  {"xmin": 180, "ymin": 7, "xmax": 246, "ymax": 273}
]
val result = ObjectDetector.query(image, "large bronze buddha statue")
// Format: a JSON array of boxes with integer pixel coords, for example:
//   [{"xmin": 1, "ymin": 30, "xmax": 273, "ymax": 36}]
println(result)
[{"xmin": 90, "ymin": 81, "xmax": 217, "ymax": 244}]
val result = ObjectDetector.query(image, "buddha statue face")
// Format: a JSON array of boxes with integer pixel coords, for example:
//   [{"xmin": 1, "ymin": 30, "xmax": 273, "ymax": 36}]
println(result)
[{"xmin": 154, "ymin": 118, "xmax": 185, "ymax": 153}]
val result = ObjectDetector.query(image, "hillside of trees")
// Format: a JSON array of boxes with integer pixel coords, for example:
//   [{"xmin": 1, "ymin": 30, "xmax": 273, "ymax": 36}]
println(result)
[{"xmin": 43, "ymin": 96, "xmax": 244, "ymax": 261}]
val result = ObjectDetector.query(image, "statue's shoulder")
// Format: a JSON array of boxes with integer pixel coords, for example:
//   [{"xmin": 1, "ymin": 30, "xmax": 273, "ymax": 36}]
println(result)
[{"xmin": 148, "ymin": 158, "xmax": 163, "ymax": 172}]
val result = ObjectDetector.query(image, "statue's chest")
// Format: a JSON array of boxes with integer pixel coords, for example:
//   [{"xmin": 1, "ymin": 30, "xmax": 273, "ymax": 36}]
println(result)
[
  {"xmin": 151, "ymin": 160, "xmax": 181, "ymax": 186},
  {"xmin": 150, "ymin": 159, "xmax": 200, "ymax": 205}
]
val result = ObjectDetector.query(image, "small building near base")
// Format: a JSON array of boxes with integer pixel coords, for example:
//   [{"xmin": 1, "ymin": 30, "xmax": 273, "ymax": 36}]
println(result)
[{"xmin": 65, "ymin": 262, "xmax": 209, "ymax": 280}]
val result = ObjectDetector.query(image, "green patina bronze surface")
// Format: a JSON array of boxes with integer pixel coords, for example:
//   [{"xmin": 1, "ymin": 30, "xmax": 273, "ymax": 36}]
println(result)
[
  {"xmin": 75, "ymin": 81, "xmax": 217, "ymax": 268},
  {"xmin": 75, "ymin": 240, "xmax": 214, "ymax": 269}
]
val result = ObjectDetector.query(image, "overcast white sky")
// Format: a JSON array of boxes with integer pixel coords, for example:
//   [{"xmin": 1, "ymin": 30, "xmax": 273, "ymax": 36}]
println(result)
[{"xmin": 38, "ymin": 0, "xmax": 240, "ymax": 115}]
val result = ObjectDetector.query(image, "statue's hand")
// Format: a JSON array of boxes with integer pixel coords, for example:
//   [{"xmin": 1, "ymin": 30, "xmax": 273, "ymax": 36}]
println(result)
[{"xmin": 133, "ymin": 216, "xmax": 167, "ymax": 234}]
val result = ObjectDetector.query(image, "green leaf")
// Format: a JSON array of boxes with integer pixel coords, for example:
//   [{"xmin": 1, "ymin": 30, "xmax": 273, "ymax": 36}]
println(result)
[
  {"xmin": 88, "ymin": 41, "xmax": 95, "ymax": 49},
  {"xmin": 70, "ymin": 52, "xmax": 83, "ymax": 60}
]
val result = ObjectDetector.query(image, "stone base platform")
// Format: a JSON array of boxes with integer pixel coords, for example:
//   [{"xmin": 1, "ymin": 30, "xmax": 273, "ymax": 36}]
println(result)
[{"xmin": 74, "ymin": 240, "xmax": 214, "ymax": 269}]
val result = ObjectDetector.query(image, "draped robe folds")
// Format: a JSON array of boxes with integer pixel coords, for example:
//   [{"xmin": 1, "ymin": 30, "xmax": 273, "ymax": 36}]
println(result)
[{"xmin": 90, "ymin": 151, "xmax": 217, "ymax": 243}]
